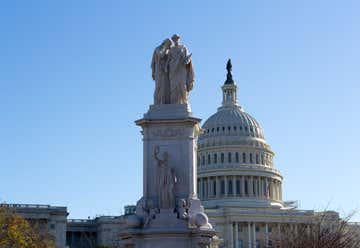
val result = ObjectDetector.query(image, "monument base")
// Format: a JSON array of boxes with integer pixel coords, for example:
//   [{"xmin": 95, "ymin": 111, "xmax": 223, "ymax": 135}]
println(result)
[
  {"xmin": 120, "ymin": 104, "xmax": 219, "ymax": 247},
  {"xmin": 120, "ymin": 227, "xmax": 219, "ymax": 248}
]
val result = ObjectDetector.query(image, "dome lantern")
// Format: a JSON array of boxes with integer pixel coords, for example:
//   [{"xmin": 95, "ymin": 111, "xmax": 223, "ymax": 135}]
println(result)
[{"xmin": 221, "ymin": 59, "xmax": 239, "ymax": 108}]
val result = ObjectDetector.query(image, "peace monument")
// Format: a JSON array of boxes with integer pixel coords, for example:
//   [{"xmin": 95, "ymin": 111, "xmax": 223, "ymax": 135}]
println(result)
[{"xmin": 119, "ymin": 35, "xmax": 219, "ymax": 247}]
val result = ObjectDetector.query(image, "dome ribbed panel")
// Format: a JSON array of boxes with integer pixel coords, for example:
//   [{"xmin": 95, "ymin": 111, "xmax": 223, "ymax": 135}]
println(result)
[{"xmin": 202, "ymin": 106, "xmax": 264, "ymax": 139}]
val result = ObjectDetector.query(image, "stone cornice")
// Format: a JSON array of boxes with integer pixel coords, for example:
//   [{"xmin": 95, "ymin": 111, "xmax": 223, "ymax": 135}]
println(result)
[{"xmin": 198, "ymin": 165, "xmax": 282, "ymax": 179}]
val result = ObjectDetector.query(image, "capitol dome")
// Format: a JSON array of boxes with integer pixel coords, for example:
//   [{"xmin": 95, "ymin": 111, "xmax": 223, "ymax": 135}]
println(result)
[
  {"xmin": 202, "ymin": 107, "xmax": 265, "ymax": 140},
  {"xmin": 197, "ymin": 60, "xmax": 283, "ymax": 209}
]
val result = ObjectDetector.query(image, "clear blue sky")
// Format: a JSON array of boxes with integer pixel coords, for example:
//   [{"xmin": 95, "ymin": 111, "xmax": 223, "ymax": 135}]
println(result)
[{"xmin": 0, "ymin": 0, "xmax": 359, "ymax": 221}]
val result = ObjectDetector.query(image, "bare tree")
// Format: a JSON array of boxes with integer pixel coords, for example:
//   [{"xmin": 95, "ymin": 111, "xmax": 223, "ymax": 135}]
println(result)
[{"xmin": 269, "ymin": 211, "xmax": 360, "ymax": 248}]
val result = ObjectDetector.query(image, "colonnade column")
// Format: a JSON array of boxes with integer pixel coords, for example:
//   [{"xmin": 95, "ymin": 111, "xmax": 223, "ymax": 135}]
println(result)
[
  {"xmin": 265, "ymin": 178, "xmax": 269, "ymax": 199},
  {"xmin": 247, "ymin": 222, "xmax": 252, "ymax": 248},
  {"xmin": 254, "ymin": 177, "xmax": 258, "ymax": 197},
  {"xmin": 265, "ymin": 223, "xmax": 269, "ymax": 247},
  {"xmin": 241, "ymin": 176, "xmax": 245, "ymax": 196},
  {"xmin": 207, "ymin": 177, "xmax": 211, "ymax": 198},
  {"xmin": 205, "ymin": 178, "xmax": 208, "ymax": 198},
  {"xmin": 249, "ymin": 176, "xmax": 254, "ymax": 197},
  {"xmin": 307, "ymin": 224, "xmax": 311, "ymax": 237},
  {"xmin": 234, "ymin": 222, "xmax": 239, "ymax": 248},
  {"xmin": 199, "ymin": 178, "xmax": 203, "ymax": 199},
  {"xmin": 277, "ymin": 223, "xmax": 281, "ymax": 247},
  {"xmin": 252, "ymin": 222, "xmax": 256, "ymax": 248},
  {"xmin": 228, "ymin": 221, "xmax": 234, "ymax": 248},
  {"xmin": 232, "ymin": 176, "xmax": 236, "ymax": 196},
  {"xmin": 224, "ymin": 176, "xmax": 228, "ymax": 197}
]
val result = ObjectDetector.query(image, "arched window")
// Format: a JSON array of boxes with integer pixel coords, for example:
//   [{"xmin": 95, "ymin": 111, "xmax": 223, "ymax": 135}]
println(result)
[
  {"xmin": 216, "ymin": 127, "xmax": 219, "ymax": 132},
  {"xmin": 245, "ymin": 179, "xmax": 248, "ymax": 195},
  {"xmin": 228, "ymin": 153, "xmax": 232, "ymax": 163},
  {"xmin": 235, "ymin": 152, "xmax": 239, "ymax": 163},
  {"xmin": 197, "ymin": 179, "xmax": 200, "ymax": 196},
  {"xmin": 228, "ymin": 180, "xmax": 233, "ymax": 195},
  {"xmin": 236, "ymin": 179, "xmax": 241, "ymax": 195},
  {"xmin": 207, "ymin": 154, "xmax": 211, "ymax": 165},
  {"xmin": 221, "ymin": 153, "xmax": 224, "ymax": 163},
  {"xmin": 197, "ymin": 157, "xmax": 200, "ymax": 166},
  {"xmin": 213, "ymin": 180, "xmax": 217, "ymax": 196},
  {"xmin": 221, "ymin": 180, "xmax": 225, "ymax": 195},
  {"xmin": 202, "ymin": 156, "xmax": 205, "ymax": 165},
  {"xmin": 242, "ymin": 153, "xmax": 246, "ymax": 163},
  {"xmin": 202, "ymin": 179, "xmax": 206, "ymax": 197},
  {"xmin": 250, "ymin": 154, "xmax": 253, "ymax": 163},
  {"xmin": 256, "ymin": 154, "xmax": 259, "ymax": 164},
  {"xmin": 261, "ymin": 153, "xmax": 264, "ymax": 165},
  {"xmin": 214, "ymin": 154, "xmax": 217, "ymax": 164}
]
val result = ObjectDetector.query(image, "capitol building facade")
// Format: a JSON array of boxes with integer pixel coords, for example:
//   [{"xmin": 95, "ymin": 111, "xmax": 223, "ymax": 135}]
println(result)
[
  {"xmin": 196, "ymin": 60, "xmax": 317, "ymax": 248},
  {"xmin": 6, "ymin": 61, "xmax": 357, "ymax": 248}
]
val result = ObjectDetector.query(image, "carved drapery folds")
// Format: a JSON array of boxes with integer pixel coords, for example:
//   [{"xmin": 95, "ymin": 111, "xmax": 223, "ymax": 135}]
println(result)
[{"xmin": 151, "ymin": 34, "xmax": 194, "ymax": 105}]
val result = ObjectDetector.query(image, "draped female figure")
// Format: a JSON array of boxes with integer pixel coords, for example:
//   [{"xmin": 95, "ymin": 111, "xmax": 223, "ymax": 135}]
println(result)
[
  {"xmin": 151, "ymin": 39, "xmax": 172, "ymax": 104},
  {"xmin": 167, "ymin": 34, "xmax": 194, "ymax": 105}
]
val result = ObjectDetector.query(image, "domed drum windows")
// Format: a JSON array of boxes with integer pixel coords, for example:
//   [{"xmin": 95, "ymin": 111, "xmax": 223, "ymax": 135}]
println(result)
[{"xmin": 199, "ymin": 151, "xmax": 270, "ymax": 167}]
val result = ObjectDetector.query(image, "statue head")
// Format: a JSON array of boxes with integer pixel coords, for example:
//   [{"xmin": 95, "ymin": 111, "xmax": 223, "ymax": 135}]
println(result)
[
  {"xmin": 161, "ymin": 38, "xmax": 172, "ymax": 50},
  {"xmin": 171, "ymin": 34, "xmax": 181, "ymax": 46}
]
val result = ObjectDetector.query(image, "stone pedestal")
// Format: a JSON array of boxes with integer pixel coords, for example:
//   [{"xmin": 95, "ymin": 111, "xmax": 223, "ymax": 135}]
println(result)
[{"xmin": 120, "ymin": 104, "xmax": 219, "ymax": 248}]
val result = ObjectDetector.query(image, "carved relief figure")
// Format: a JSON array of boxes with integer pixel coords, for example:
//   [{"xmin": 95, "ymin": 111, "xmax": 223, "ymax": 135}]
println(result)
[
  {"xmin": 151, "ymin": 38, "xmax": 172, "ymax": 104},
  {"xmin": 154, "ymin": 146, "xmax": 176, "ymax": 209}
]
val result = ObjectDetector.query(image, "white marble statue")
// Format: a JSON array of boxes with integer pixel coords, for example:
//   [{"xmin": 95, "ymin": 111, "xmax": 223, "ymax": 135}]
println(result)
[
  {"xmin": 154, "ymin": 146, "xmax": 176, "ymax": 209},
  {"xmin": 151, "ymin": 34, "xmax": 194, "ymax": 105},
  {"xmin": 151, "ymin": 38, "xmax": 172, "ymax": 104},
  {"xmin": 167, "ymin": 34, "xmax": 194, "ymax": 104}
]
